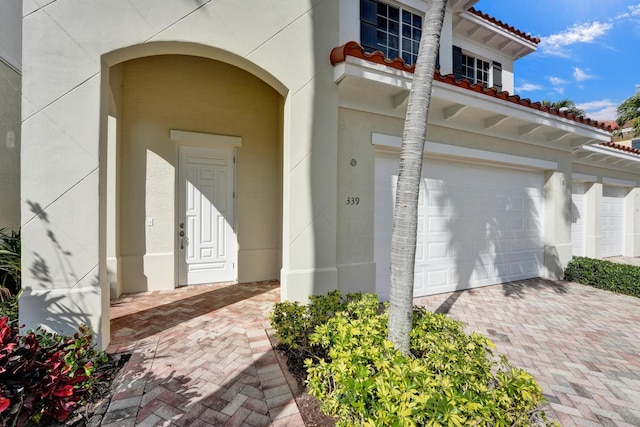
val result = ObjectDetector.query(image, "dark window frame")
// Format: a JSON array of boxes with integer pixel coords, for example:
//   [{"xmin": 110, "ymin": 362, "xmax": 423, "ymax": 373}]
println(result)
[
  {"xmin": 360, "ymin": 0, "xmax": 423, "ymax": 65},
  {"xmin": 453, "ymin": 46, "xmax": 501, "ymax": 90}
]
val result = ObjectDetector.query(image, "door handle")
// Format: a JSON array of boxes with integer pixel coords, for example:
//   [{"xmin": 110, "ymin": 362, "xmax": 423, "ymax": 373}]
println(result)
[{"xmin": 179, "ymin": 230, "xmax": 185, "ymax": 249}]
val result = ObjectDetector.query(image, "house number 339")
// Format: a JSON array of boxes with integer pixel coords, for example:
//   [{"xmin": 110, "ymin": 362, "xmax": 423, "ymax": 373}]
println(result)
[{"xmin": 346, "ymin": 196, "xmax": 360, "ymax": 205}]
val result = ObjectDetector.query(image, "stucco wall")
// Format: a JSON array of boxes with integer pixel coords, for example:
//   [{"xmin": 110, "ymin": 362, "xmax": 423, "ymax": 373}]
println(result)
[
  {"xmin": 337, "ymin": 108, "xmax": 403, "ymax": 294},
  {"xmin": 0, "ymin": 61, "xmax": 20, "ymax": 229},
  {"xmin": 117, "ymin": 55, "xmax": 282, "ymax": 292},
  {"xmin": 21, "ymin": 0, "xmax": 340, "ymax": 348}
]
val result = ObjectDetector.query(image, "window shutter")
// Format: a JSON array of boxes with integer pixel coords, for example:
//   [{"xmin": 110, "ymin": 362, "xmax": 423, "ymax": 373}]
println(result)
[
  {"xmin": 492, "ymin": 61, "xmax": 503, "ymax": 91},
  {"xmin": 453, "ymin": 46, "xmax": 463, "ymax": 79},
  {"xmin": 360, "ymin": 0, "xmax": 378, "ymax": 52}
]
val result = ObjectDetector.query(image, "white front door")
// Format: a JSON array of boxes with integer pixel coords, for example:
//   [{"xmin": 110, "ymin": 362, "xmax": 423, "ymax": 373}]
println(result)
[{"xmin": 178, "ymin": 146, "xmax": 236, "ymax": 285}]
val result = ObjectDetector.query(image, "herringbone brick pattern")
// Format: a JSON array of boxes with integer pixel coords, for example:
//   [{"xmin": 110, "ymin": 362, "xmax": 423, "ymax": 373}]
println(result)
[
  {"xmin": 414, "ymin": 279, "xmax": 640, "ymax": 427},
  {"xmin": 105, "ymin": 278, "xmax": 640, "ymax": 426},
  {"xmin": 104, "ymin": 281, "xmax": 304, "ymax": 426}
]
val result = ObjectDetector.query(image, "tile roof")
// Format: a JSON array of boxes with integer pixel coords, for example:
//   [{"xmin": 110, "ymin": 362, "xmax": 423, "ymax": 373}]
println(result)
[
  {"xmin": 330, "ymin": 42, "xmax": 613, "ymax": 132},
  {"xmin": 600, "ymin": 141, "xmax": 640, "ymax": 156},
  {"xmin": 468, "ymin": 8, "xmax": 541, "ymax": 45}
]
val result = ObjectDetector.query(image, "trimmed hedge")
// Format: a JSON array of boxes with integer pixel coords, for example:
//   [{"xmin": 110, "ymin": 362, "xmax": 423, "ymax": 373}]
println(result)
[{"xmin": 564, "ymin": 256, "xmax": 640, "ymax": 297}]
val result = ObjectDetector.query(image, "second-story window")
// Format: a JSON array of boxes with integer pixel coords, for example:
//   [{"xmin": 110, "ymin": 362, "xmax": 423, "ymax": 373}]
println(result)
[
  {"xmin": 462, "ymin": 54, "xmax": 490, "ymax": 87},
  {"xmin": 360, "ymin": 0, "xmax": 422, "ymax": 65}
]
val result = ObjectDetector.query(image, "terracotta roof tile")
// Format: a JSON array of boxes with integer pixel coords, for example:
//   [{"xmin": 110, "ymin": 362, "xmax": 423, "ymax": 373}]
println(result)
[
  {"xmin": 468, "ymin": 8, "xmax": 541, "ymax": 45},
  {"xmin": 603, "ymin": 120, "xmax": 620, "ymax": 131},
  {"xmin": 601, "ymin": 141, "xmax": 640, "ymax": 156},
  {"xmin": 330, "ymin": 42, "xmax": 612, "ymax": 132}
]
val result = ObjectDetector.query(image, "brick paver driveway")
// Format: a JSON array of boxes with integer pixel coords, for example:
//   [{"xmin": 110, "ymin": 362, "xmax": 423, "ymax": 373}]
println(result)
[
  {"xmin": 415, "ymin": 279, "xmax": 640, "ymax": 427},
  {"xmin": 103, "ymin": 278, "xmax": 640, "ymax": 426}
]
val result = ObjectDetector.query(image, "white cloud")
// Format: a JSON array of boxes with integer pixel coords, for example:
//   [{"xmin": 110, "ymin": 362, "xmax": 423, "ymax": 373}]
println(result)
[
  {"xmin": 549, "ymin": 76, "xmax": 568, "ymax": 86},
  {"xmin": 576, "ymin": 99, "xmax": 618, "ymax": 121},
  {"xmin": 548, "ymin": 76, "xmax": 567, "ymax": 94},
  {"xmin": 617, "ymin": 3, "xmax": 640, "ymax": 18},
  {"xmin": 515, "ymin": 83, "xmax": 543, "ymax": 92},
  {"xmin": 539, "ymin": 21, "xmax": 612, "ymax": 56},
  {"xmin": 573, "ymin": 67, "xmax": 595, "ymax": 82}
]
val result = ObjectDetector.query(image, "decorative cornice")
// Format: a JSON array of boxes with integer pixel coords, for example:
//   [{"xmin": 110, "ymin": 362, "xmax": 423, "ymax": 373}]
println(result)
[
  {"xmin": 468, "ymin": 8, "xmax": 541, "ymax": 45},
  {"xmin": 601, "ymin": 141, "xmax": 640, "ymax": 156},
  {"xmin": 330, "ymin": 42, "xmax": 613, "ymax": 132}
]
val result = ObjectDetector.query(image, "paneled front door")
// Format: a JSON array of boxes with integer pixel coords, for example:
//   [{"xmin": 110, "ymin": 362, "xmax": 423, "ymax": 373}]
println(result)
[{"xmin": 178, "ymin": 146, "xmax": 236, "ymax": 285}]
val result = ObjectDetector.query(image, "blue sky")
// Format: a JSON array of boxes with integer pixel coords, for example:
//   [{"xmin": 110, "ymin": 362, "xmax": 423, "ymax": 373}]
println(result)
[{"xmin": 474, "ymin": 0, "xmax": 640, "ymax": 122}]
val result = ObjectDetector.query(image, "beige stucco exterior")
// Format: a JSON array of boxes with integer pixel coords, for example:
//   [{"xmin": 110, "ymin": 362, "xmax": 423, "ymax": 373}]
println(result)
[
  {"xmin": 20, "ymin": 0, "xmax": 340, "ymax": 348},
  {"xmin": 18, "ymin": 0, "xmax": 640, "ymax": 350},
  {"xmin": 110, "ymin": 55, "xmax": 283, "ymax": 294}
]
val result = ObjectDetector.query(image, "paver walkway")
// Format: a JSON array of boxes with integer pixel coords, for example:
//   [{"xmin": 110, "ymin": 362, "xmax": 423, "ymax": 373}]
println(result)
[
  {"xmin": 414, "ymin": 279, "xmax": 640, "ymax": 427},
  {"xmin": 103, "ymin": 281, "xmax": 303, "ymax": 426},
  {"xmin": 103, "ymin": 277, "xmax": 640, "ymax": 426}
]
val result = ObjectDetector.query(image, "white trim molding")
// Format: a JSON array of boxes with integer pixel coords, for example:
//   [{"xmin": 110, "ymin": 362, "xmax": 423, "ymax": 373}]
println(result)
[
  {"xmin": 372, "ymin": 133, "xmax": 557, "ymax": 170},
  {"xmin": 170, "ymin": 130, "xmax": 242, "ymax": 147},
  {"xmin": 581, "ymin": 144, "xmax": 640, "ymax": 163},
  {"xmin": 603, "ymin": 177, "xmax": 636, "ymax": 187},
  {"xmin": 572, "ymin": 173, "xmax": 597, "ymax": 183}
]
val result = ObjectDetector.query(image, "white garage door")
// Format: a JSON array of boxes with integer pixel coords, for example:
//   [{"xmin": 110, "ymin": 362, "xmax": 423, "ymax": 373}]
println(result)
[
  {"xmin": 601, "ymin": 186, "xmax": 626, "ymax": 258},
  {"xmin": 374, "ymin": 153, "xmax": 544, "ymax": 299},
  {"xmin": 571, "ymin": 183, "xmax": 587, "ymax": 257}
]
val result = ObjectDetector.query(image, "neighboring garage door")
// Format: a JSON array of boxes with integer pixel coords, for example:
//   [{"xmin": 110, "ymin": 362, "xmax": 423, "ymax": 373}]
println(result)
[
  {"xmin": 571, "ymin": 183, "xmax": 587, "ymax": 257},
  {"xmin": 601, "ymin": 186, "xmax": 626, "ymax": 257},
  {"xmin": 374, "ymin": 152, "xmax": 544, "ymax": 299}
]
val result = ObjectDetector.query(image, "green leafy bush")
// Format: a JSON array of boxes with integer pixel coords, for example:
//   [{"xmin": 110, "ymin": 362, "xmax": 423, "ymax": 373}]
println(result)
[
  {"xmin": 269, "ymin": 290, "xmax": 364, "ymax": 362},
  {"xmin": 0, "ymin": 318, "xmax": 108, "ymax": 425},
  {"xmin": 564, "ymin": 256, "xmax": 640, "ymax": 297},
  {"xmin": 0, "ymin": 295, "xmax": 18, "ymax": 328},
  {"xmin": 273, "ymin": 292, "xmax": 554, "ymax": 427},
  {"xmin": 0, "ymin": 228, "xmax": 20, "ymax": 300}
]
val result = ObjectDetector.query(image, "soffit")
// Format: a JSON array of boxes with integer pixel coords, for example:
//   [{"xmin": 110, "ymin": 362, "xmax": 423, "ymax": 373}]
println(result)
[
  {"xmin": 572, "ymin": 142, "xmax": 640, "ymax": 173},
  {"xmin": 452, "ymin": 9, "xmax": 539, "ymax": 59},
  {"xmin": 331, "ymin": 43, "xmax": 612, "ymax": 154}
]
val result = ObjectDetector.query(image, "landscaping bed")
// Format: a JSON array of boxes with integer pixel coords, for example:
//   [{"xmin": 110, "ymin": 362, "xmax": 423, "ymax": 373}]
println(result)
[{"xmin": 271, "ymin": 291, "xmax": 555, "ymax": 427}]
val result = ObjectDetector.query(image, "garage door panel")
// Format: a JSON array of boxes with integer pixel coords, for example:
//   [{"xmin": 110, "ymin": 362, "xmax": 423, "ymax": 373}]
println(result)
[
  {"xmin": 471, "ymin": 265, "xmax": 490, "ymax": 282},
  {"xmin": 426, "ymin": 241, "xmax": 448, "ymax": 260},
  {"xmin": 601, "ymin": 186, "xmax": 625, "ymax": 258},
  {"xmin": 427, "ymin": 216, "xmax": 447, "ymax": 233},
  {"xmin": 375, "ymin": 154, "xmax": 544, "ymax": 298},
  {"xmin": 571, "ymin": 182, "xmax": 587, "ymax": 256},
  {"xmin": 510, "ymin": 260, "xmax": 538, "ymax": 278}
]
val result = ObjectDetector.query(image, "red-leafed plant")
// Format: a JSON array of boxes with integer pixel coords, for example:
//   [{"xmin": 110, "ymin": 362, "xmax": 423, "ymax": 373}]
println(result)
[{"xmin": 0, "ymin": 318, "xmax": 107, "ymax": 426}]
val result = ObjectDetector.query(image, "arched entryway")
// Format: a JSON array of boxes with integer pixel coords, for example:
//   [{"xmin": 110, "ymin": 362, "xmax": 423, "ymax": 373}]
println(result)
[{"xmin": 103, "ymin": 52, "xmax": 284, "ymax": 297}]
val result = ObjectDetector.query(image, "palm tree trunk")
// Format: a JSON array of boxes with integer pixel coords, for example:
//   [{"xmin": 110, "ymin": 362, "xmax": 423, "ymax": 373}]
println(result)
[{"xmin": 388, "ymin": 0, "xmax": 447, "ymax": 355}]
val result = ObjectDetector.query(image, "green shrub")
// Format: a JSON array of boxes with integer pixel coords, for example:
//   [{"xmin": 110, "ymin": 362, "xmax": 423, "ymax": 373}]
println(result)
[
  {"xmin": 269, "ymin": 290, "xmax": 363, "ymax": 361},
  {"xmin": 564, "ymin": 256, "xmax": 640, "ymax": 297},
  {"xmin": 0, "ymin": 294, "xmax": 18, "ymax": 328},
  {"xmin": 276, "ymin": 293, "xmax": 554, "ymax": 427},
  {"xmin": 0, "ymin": 228, "xmax": 21, "ymax": 300}
]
